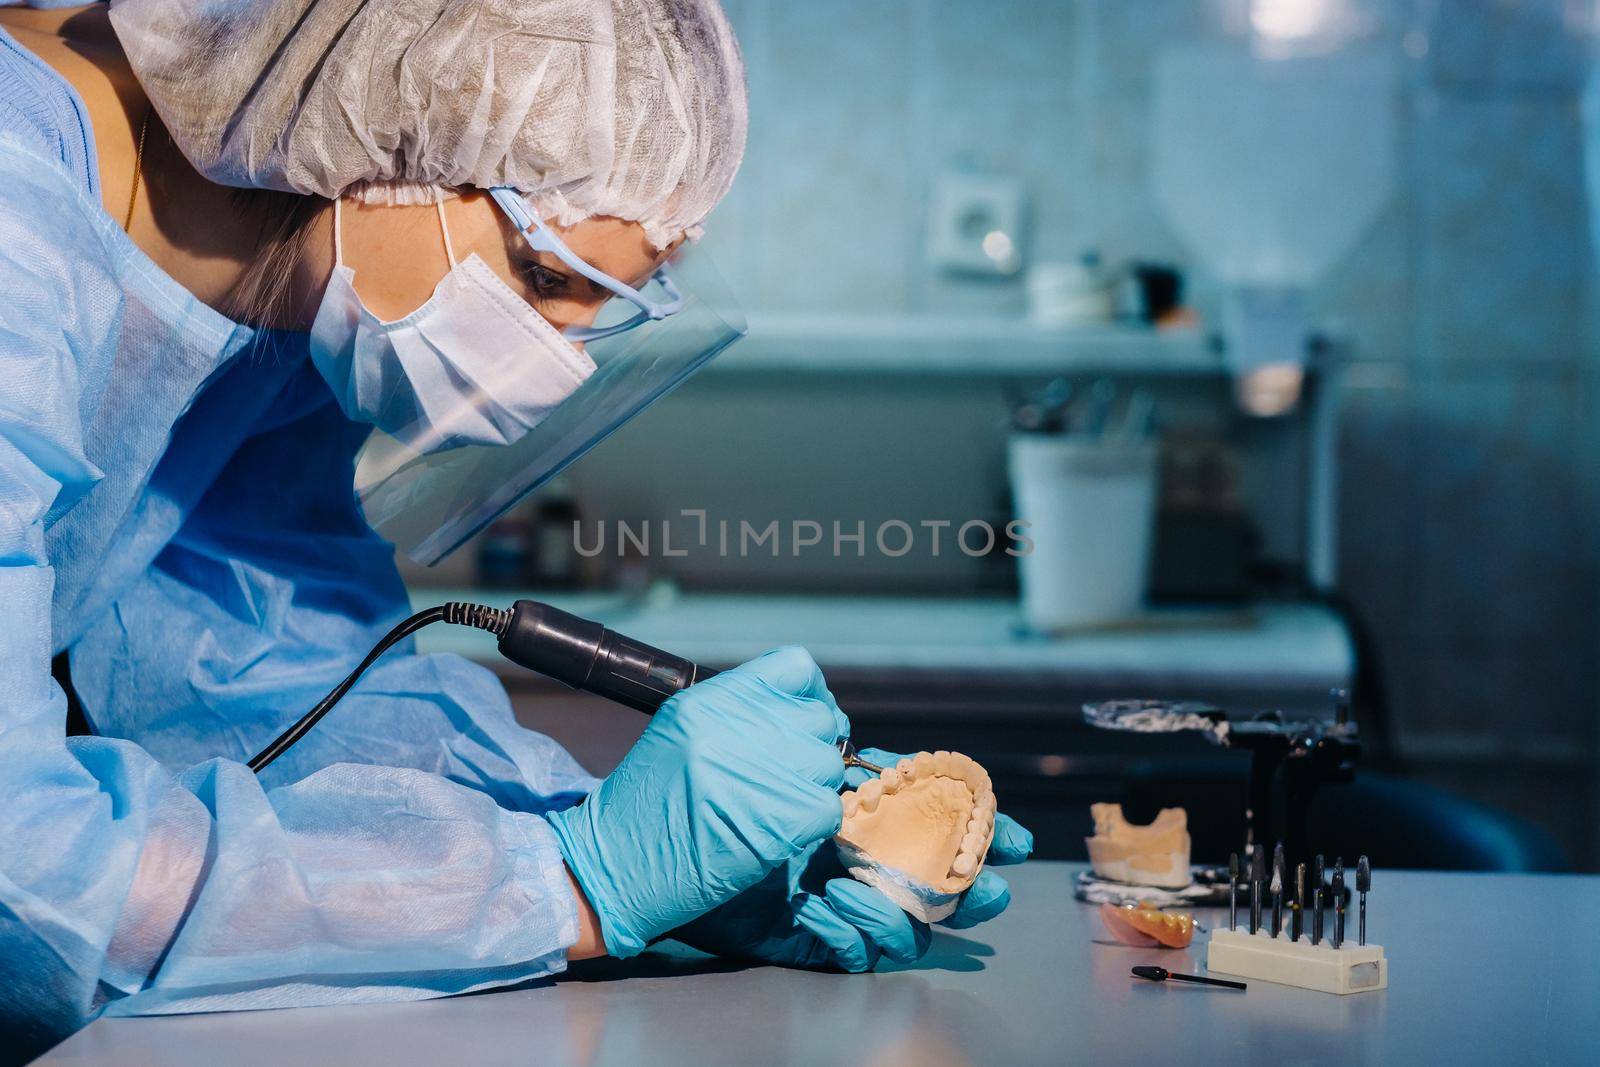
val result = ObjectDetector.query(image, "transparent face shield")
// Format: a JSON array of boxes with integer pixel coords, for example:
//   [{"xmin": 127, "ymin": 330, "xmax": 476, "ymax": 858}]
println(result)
[{"xmin": 350, "ymin": 190, "xmax": 746, "ymax": 565}]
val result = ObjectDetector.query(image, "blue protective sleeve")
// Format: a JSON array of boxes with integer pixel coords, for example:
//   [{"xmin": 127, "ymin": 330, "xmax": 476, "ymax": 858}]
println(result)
[{"xmin": 0, "ymin": 139, "xmax": 583, "ymax": 1052}]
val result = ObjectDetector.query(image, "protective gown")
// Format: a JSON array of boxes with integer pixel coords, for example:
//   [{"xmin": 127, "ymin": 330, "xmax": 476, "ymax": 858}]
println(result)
[{"xmin": 0, "ymin": 27, "xmax": 598, "ymax": 1053}]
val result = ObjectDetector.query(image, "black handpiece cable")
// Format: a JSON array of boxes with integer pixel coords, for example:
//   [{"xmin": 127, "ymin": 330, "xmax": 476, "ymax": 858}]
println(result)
[
  {"xmin": 247, "ymin": 600, "xmax": 711, "ymax": 773},
  {"xmin": 248, "ymin": 603, "xmax": 506, "ymax": 772}
]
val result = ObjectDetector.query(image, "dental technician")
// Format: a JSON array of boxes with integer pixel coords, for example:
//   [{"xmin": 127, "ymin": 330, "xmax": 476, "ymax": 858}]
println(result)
[{"xmin": 0, "ymin": 1, "xmax": 1032, "ymax": 1057}]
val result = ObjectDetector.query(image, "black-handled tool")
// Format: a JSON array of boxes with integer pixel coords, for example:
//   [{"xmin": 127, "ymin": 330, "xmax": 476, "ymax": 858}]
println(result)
[
  {"xmin": 495, "ymin": 599, "xmax": 716, "ymax": 712},
  {"xmin": 1249, "ymin": 848, "xmax": 1264, "ymax": 935},
  {"xmin": 1292, "ymin": 862, "xmax": 1306, "ymax": 941},
  {"xmin": 1132, "ymin": 966, "xmax": 1246, "ymax": 992},
  {"xmin": 1311, "ymin": 854, "xmax": 1326, "ymax": 945},
  {"xmin": 1270, "ymin": 842, "xmax": 1284, "ymax": 938},
  {"xmin": 1228, "ymin": 853, "xmax": 1240, "ymax": 932},
  {"xmin": 1332, "ymin": 858, "xmax": 1346, "ymax": 949},
  {"xmin": 494, "ymin": 600, "xmax": 883, "ymax": 772},
  {"xmin": 1357, "ymin": 855, "xmax": 1371, "ymax": 946},
  {"xmin": 249, "ymin": 599, "xmax": 886, "ymax": 774}
]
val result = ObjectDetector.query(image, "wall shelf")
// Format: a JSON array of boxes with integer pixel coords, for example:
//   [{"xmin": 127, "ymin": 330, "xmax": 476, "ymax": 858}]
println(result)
[{"xmin": 706, "ymin": 313, "xmax": 1224, "ymax": 377}]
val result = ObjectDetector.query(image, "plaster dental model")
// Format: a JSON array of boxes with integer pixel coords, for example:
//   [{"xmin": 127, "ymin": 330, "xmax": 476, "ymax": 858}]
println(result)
[
  {"xmin": 835, "ymin": 751, "xmax": 996, "ymax": 922},
  {"xmin": 1084, "ymin": 803, "xmax": 1192, "ymax": 888},
  {"xmin": 1099, "ymin": 902, "xmax": 1195, "ymax": 948}
]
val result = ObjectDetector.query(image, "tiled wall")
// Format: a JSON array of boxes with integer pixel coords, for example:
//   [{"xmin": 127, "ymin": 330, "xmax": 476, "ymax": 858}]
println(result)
[
  {"xmin": 718, "ymin": 0, "xmax": 1596, "ymax": 784},
  {"xmin": 1313, "ymin": 0, "xmax": 1599, "ymax": 859},
  {"xmin": 425, "ymin": 1, "xmax": 1600, "ymax": 862},
  {"xmin": 707, "ymin": 0, "xmax": 1192, "ymax": 318}
]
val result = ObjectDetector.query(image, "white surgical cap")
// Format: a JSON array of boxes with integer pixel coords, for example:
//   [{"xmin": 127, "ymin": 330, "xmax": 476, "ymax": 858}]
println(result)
[{"xmin": 107, "ymin": 0, "xmax": 748, "ymax": 248}]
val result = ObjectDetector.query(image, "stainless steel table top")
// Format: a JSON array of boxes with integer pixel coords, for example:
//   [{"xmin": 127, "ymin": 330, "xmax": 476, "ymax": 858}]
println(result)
[{"xmin": 39, "ymin": 862, "xmax": 1598, "ymax": 1066}]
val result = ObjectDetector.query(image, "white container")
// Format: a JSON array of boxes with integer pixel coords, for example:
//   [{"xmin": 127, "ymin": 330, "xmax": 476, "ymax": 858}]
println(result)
[
  {"xmin": 1027, "ymin": 260, "xmax": 1114, "ymax": 328},
  {"xmin": 1008, "ymin": 435, "xmax": 1158, "ymax": 633}
]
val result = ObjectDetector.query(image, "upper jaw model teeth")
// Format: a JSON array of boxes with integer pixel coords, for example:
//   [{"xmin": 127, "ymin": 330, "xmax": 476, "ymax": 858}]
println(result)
[{"xmin": 835, "ymin": 751, "xmax": 997, "ymax": 919}]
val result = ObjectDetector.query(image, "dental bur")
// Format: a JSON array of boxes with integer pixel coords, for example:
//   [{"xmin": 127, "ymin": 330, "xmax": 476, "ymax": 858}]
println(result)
[
  {"xmin": 1332, "ymin": 859, "xmax": 1346, "ymax": 949},
  {"xmin": 1132, "ymin": 966, "xmax": 1246, "ymax": 992},
  {"xmin": 1270, "ymin": 843, "xmax": 1284, "ymax": 937},
  {"xmin": 1311, "ymin": 854, "xmax": 1325, "ymax": 945},
  {"xmin": 1249, "ymin": 848, "xmax": 1264, "ymax": 935},
  {"xmin": 1205, "ymin": 851, "xmax": 1388, "ymax": 995},
  {"xmin": 1357, "ymin": 855, "xmax": 1371, "ymax": 946},
  {"xmin": 1228, "ymin": 852, "xmax": 1240, "ymax": 932},
  {"xmin": 1293, "ymin": 862, "xmax": 1306, "ymax": 941}
]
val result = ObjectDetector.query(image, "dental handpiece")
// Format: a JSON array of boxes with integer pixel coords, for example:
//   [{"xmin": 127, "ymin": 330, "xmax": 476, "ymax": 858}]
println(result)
[
  {"xmin": 494, "ymin": 598, "xmax": 715, "ymax": 712},
  {"xmin": 494, "ymin": 599, "xmax": 884, "ymax": 771},
  {"xmin": 248, "ymin": 598, "xmax": 885, "ymax": 774}
]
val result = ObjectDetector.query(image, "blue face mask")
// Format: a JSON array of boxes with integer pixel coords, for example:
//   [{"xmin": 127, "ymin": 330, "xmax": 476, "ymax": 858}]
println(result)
[{"xmin": 308, "ymin": 197, "xmax": 597, "ymax": 453}]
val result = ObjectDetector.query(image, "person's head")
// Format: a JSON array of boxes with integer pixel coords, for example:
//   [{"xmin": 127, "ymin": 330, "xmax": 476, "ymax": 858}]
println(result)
[
  {"xmin": 224, "ymin": 187, "xmax": 677, "ymax": 333},
  {"xmin": 113, "ymin": 0, "xmax": 746, "ymax": 329}
]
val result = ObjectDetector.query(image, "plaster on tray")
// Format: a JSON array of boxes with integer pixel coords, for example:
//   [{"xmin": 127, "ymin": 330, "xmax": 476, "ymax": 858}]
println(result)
[
  {"xmin": 1082, "ymin": 699, "xmax": 1230, "ymax": 744},
  {"xmin": 1084, "ymin": 803, "xmax": 1192, "ymax": 889}
]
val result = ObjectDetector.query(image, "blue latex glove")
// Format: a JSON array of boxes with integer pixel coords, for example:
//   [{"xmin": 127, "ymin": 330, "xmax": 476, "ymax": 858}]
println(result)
[
  {"xmin": 675, "ymin": 748, "xmax": 1035, "ymax": 971},
  {"xmin": 545, "ymin": 647, "xmax": 848, "ymax": 957}
]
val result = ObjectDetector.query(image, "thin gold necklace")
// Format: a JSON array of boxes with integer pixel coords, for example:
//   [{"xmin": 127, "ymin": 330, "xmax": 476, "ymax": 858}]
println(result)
[{"xmin": 123, "ymin": 106, "xmax": 150, "ymax": 232}]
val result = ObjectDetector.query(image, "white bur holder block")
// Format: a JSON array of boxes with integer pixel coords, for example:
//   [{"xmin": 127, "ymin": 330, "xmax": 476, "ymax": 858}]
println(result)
[{"xmin": 1207, "ymin": 929, "xmax": 1387, "ymax": 995}]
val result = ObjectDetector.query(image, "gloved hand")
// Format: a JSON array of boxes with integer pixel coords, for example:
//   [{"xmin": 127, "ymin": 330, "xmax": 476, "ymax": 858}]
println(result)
[
  {"xmin": 674, "ymin": 748, "xmax": 1035, "ymax": 971},
  {"xmin": 545, "ymin": 647, "xmax": 848, "ymax": 957}
]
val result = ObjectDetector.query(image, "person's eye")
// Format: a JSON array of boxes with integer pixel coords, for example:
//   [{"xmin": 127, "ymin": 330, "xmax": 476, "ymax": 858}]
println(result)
[{"xmin": 520, "ymin": 261, "xmax": 571, "ymax": 304}]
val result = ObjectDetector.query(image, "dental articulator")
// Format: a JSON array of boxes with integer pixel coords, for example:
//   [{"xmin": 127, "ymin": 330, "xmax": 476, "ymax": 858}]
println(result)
[{"xmin": 1084, "ymin": 695, "xmax": 1387, "ymax": 997}]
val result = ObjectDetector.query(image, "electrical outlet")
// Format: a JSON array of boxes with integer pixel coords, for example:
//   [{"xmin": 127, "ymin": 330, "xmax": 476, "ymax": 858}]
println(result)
[{"xmin": 927, "ymin": 172, "xmax": 1026, "ymax": 277}]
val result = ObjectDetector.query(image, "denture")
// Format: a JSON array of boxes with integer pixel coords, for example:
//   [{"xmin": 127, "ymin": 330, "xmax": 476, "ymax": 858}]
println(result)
[
  {"xmin": 1099, "ymin": 901, "xmax": 1195, "ymax": 948},
  {"xmin": 835, "ymin": 750, "xmax": 996, "ymax": 921}
]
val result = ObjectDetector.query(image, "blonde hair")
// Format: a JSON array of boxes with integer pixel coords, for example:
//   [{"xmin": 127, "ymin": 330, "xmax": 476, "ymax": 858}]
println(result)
[{"xmin": 219, "ymin": 188, "xmax": 326, "ymax": 331}]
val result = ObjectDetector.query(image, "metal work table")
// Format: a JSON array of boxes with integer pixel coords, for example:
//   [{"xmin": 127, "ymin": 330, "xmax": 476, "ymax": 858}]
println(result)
[{"xmin": 40, "ymin": 862, "xmax": 1597, "ymax": 1065}]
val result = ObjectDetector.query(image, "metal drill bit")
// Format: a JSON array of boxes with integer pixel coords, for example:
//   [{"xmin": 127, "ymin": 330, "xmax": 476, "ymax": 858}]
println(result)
[
  {"xmin": 1249, "ymin": 848, "xmax": 1264, "ymax": 935},
  {"xmin": 1357, "ymin": 855, "xmax": 1371, "ymax": 946},
  {"xmin": 1228, "ymin": 852, "xmax": 1240, "ymax": 932},
  {"xmin": 1332, "ymin": 859, "xmax": 1346, "ymax": 949},
  {"xmin": 1293, "ymin": 862, "xmax": 1306, "ymax": 941},
  {"xmin": 1311, "ymin": 854, "xmax": 1325, "ymax": 945},
  {"xmin": 1270, "ymin": 842, "xmax": 1284, "ymax": 937}
]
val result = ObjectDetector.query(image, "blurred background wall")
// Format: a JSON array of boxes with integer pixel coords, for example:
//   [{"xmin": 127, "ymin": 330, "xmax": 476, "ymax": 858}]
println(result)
[{"xmin": 410, "ymin": 0, "xmax": 1600, "ymax": 869}]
